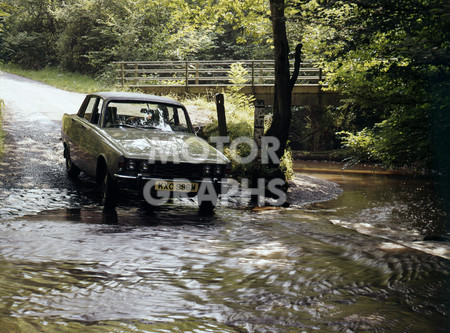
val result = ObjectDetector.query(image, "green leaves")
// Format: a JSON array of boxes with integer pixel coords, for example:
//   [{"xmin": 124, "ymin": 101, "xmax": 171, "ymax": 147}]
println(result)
[
  {"xmin": 295, "ymin": 0, "xmax": 449, "ymax": 170},
  {"xmin": 339, "ymin": 104, "xmax": 434, "ymax": 170},
  {"xmin": 166, "ymin": 0, "xmax": 271, "ymax": 60},
  {"xmin": 1, "ymin": 0, "xmax": 273, "ymax": 70}
]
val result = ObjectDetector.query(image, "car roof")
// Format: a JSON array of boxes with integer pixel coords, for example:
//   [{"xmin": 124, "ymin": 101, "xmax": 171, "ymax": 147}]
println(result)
[{"xmin": 90, "ymin": 92, "xmax": 184, "ymax": 106}]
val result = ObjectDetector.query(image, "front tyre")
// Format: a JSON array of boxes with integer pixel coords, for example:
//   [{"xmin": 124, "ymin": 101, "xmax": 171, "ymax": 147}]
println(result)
[
  {"xmin": 64, "ymin": 145, "xmax": 80, "ymax": 178},
  {"xmin": 199, "ymin": 201, "xmax": 215, "ymax": 214},
  {"xmin": 101, "ymin": 171, "xmax": 119, "ymax": 211}
]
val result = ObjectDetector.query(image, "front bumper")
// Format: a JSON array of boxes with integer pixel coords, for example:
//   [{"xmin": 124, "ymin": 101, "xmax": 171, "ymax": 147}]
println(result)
[{"xmin": 113, "ymin": 173, "xmax": 228, "ymax": 197}]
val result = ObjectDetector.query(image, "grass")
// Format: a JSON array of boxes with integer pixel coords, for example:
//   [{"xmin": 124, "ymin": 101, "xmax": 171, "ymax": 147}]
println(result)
[{"xmin": 0, "ymin": 64, "xmax": 115, "ymax": 93}]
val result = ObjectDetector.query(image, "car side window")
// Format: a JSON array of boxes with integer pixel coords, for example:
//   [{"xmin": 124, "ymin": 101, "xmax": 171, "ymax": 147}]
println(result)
[{"xmin": 78, "ymin": 97, "xmax": 102, "ymax": 125}]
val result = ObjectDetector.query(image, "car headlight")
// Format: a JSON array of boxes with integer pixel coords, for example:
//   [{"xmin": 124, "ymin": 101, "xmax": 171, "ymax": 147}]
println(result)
[
  {"xmin": 126, "ymin": 160, "xmax": 136, "ymax": 171},
  {"xmin": 203, "ymin": 165, "xmax": 212, "ymax": 176},
  {"xmin": 140, "ymin": 161, "xmax": 150, "ymax": 172},
  {"xmin": 214, "ymin": 165, "xmax": 222, "ymax": 176}
]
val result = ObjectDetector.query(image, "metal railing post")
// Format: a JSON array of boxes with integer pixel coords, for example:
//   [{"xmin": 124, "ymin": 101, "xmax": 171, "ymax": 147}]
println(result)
[
  {"xmin": 185, "ymin": 61, "xmax": 189, "ymax": 88},
  {"xmin": 251, "ymin": 61, "xmax": 255, "ymax": 87},
  {"xmin": 121, "ymin": 62, "xmax": 125, "ymax": 88},
  {"xmin": 195, "ymin": 62, "xmax": 199, "ymax": 85},
  {"xmin": 260, "ymin": 61, "xmax": 264, "ymax": 84}
]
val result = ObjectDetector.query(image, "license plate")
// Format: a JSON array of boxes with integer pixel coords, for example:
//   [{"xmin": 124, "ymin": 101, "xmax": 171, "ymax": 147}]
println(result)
[{"xmin": 154, "ymin": 180, "xmax": 199, "ymax": 193}]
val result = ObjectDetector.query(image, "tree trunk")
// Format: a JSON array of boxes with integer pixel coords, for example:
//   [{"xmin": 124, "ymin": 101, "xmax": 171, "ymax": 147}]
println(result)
[{"xmin": 266, "ymin": 0, "xmax": 302, "ymax": 160}]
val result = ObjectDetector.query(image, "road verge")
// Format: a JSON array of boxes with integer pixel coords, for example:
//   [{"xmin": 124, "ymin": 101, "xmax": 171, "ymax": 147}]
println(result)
[{"xmin": 0, "ymin": 99, "xmax": 4, "ymax": 157}]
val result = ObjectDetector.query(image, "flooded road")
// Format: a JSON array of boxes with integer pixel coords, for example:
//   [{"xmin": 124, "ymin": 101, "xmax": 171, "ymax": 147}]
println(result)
[
  {"xmin": 295, "ymin": 162, "xmax": 450, "ymax": 259},
  {"xmin": 0, "ymin": 72, "xmax": 449, "ymax": 332},
  {"xmin": 0, "ymin": 167, "xmax": 448, "ymax": 332}
]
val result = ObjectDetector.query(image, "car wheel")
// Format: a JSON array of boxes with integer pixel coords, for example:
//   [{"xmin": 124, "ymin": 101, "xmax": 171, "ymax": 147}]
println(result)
[
  {"xmin": 64, "ymin": 145, "xmax": 80, "ymax": 178},
  {"xmin": 101, "ymin": 171, "xmax": 119, "ymax": 211},
  {"xmin": 199, "ymin": 201, "xmax": 215, "ymax": 214}
]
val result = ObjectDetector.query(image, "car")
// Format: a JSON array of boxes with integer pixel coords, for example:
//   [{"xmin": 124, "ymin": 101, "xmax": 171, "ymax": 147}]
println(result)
[{"xmin": 61, "ymin": 92, "xmax": 230, "ymax": 212}]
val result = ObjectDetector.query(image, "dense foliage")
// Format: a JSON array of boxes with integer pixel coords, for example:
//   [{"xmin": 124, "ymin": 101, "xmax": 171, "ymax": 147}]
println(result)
[
  {"xmin": 293, "ymin": 0, "xmax": 450, "ymax": 171},
  {"xmin": 0, "ymin": 0, "xmax": 272, "ymax": 72},
  {"xmin": 0, "ymin": 0, "xmax": 448, "ymax": 172}
]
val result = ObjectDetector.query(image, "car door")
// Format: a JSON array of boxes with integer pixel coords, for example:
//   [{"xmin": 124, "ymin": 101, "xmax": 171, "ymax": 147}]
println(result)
[
  {"xmin": 66, "ymin": 96, "xmax": 95, "ymax": 171},
  {"xmin": 71, "ymin": 95, "xmax": 101, "ymax": 174},
  {"xmin": 77, "ymin": 97, "xmax": 104, "ymax": 177}
]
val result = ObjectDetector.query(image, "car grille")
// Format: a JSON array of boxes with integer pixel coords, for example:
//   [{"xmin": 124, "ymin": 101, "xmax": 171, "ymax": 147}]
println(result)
[{"xmin": 151, "ymin": 162, "xmax": 204, "ymax": 179}]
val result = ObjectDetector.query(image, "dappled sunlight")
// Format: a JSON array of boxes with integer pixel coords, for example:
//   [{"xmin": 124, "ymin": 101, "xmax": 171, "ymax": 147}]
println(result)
[{"xmin": 0, "ymin": 71, "xmax": 448, "ymax": 332}]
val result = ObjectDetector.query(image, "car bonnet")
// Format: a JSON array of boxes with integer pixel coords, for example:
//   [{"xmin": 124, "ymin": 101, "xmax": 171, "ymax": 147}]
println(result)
[{"xmin": 103, "ymin": 128, "xmax": 229, "ymax": 165}]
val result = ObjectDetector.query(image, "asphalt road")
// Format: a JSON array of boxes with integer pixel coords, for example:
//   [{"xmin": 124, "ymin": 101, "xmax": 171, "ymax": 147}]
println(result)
[{"xmin": 0, "ymin": 72, "xmax": 87, "ymax": 218}]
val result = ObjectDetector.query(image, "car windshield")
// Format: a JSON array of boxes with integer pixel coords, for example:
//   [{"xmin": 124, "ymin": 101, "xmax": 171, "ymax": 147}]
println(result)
[{"xmin": 104, "ymin": 101, "xmax": 191, "ymax": 133}]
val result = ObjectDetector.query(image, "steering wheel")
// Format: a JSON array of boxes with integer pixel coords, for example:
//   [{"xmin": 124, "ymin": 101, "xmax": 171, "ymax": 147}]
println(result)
[{"xmin": 125, "ymin": 116, "xmax": 138, "ymax": 124}]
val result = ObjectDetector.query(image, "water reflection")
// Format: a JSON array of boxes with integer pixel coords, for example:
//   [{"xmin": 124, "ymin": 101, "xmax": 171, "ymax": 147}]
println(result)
[
  {"xmin": 0, "ymin": 163, "xmax": 449, "ymax": 332},
  {"xmin": 296, "ymin": 161, "xmax": 449, "ymax": 259}
]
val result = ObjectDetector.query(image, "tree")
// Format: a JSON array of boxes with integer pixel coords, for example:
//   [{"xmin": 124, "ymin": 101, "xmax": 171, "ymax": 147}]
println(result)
[
  {"xmin": 1, "ymin": 0, "xmax": 61, "ymax": 69},
  {"xmin": 165, "ymin": 0, "xmax": 272, "ymax": 60},
  {"xmin": 0, "ymin": 2, "xmax": 11, "ymax": 62},
  {"xmin": 265, "ymin": 0, "xmax": 302, "ymax": 161},
  {"xmin": 1, "ymin": 0, "xmax": 272, "ymax": 72},
  {"xmin": 292, "ymin": 0, "xmax": 449, "ymax": 170}
]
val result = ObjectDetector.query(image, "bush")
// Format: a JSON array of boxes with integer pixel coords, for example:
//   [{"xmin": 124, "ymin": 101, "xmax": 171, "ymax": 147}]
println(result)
[
  {"xmin": 339, "ymin": 105, "xmax": 433, "ymax": 170},
  {"xmin": 279, "ymin": 146, "xmax": 294, "ymax": 181},
  {"xmin": 5, "ymin": 31, "xmax": 56, "ymax": 69},
  {"xmin": 338, "ymin": 128, "xmax": 378, "ymax": 165}
]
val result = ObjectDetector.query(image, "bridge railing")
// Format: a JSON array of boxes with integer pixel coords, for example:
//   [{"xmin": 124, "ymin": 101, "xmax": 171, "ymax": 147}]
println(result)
[{"xmin": 113, "ymin": 60, "xmax": 323, "ymax": 89}]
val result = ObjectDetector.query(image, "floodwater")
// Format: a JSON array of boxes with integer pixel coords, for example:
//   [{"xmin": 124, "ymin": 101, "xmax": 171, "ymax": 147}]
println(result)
[{"xmin": 0, "ymin": 163, "xmax": 449, "ymax": 332}]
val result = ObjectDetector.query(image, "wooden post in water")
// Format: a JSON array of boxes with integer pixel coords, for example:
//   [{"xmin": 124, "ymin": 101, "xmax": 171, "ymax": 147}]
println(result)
[
  {"xmin": 251, "ymin": 99, "xmax": 265, "ymax": 206},
  {"xmin": 253, "ymin": 99, "xmax": 265, "ymax": 149},
  {"xmin": 216, "ymin": 93, "xmax": 227, "ymax": 137}
]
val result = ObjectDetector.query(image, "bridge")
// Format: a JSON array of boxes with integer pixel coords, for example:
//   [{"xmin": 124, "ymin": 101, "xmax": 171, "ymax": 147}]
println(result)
[{"xmin": 113, "ymin": 60, "xmax": 340, "ymax": 106}]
